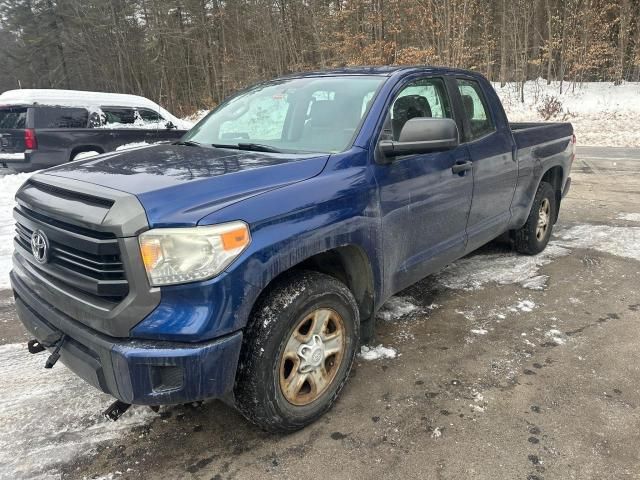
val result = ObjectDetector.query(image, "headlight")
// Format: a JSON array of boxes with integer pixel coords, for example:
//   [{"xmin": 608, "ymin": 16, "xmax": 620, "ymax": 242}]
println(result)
[{"xmin": 139, "ymin": 221, "xmax": 251, "ymax": 286}]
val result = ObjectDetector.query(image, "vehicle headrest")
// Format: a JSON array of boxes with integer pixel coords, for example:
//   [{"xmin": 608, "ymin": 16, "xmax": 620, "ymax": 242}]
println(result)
[
  {"xmin": 462, "ymin": 94, "xmax": 475, "ymax": 118},
  {"xmin": 393, "ymin": 95, "xmax": 432, "ymax": 121}
]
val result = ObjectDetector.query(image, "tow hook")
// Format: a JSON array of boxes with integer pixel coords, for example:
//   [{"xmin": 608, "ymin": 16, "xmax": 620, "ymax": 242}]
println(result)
[
  {"xmin": 103, "ymin": 400, "xmax": 132, "ymax": 421},
  {"xmin": 27, "ymin": 335, "xmax": 67, "ymax": 368},
  {"xmin": 27, "ymin": 339, "xmax": 46, "ymax": 354},
  {"xmin": 44, "ymin": 335, "xmax": 66, "ymax": 369}
]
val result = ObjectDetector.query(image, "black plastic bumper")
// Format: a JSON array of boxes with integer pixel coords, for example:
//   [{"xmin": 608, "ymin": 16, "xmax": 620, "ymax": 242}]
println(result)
[{"xmin": 11, "ymin": 270, "xmax": 243, "ymax": 405}]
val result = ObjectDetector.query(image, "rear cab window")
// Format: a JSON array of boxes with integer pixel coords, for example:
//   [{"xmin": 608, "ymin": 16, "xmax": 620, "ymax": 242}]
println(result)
[
  {"xmin": 456, "ymin": 79, "xmax": 495, "ymax": 141},
  {"xmin": 34, "ymin": 107, "xmax": 88, "ymax": 128},
  {"xmin": 0, "ymin": 107, "xmax": 28, "ymax": 129}
]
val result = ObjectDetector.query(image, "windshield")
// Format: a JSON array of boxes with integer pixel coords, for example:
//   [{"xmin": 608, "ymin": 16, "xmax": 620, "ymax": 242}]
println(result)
[{"xmin": 183, "ymin": 76, "xmax": 385, "ymax": 153}]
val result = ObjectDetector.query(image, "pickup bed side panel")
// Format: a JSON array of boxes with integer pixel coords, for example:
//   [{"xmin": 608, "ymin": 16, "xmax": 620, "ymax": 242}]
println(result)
[
  {"xmin": 131, "ymin": 148, "xmax": 383, "ymax": 342},
  {"xmin": 8, "ymin": 128, "xmax": 186, "ymax": 171},
  {"xmin": 509, "ymin": 123, "xmax": 573, "ymax": 230}
]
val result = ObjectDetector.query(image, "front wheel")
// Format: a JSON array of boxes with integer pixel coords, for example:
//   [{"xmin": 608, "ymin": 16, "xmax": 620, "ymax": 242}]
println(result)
[
  {"xmin": 234, "ymin": 270, "xmax": 359, "ymax": 432},
  {"xmin": 514, "ymin": 181, "xmax": 557, "ymax": 255}
]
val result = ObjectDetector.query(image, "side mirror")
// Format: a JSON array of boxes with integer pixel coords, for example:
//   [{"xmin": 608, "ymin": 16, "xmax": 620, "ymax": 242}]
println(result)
[
  {"xmin": 165, "ymin": 121, "xmax": 176, "ymax": 130},
  {"xmin": 379, "ymin": 117, "xmax": 459, "ymax": 159}
]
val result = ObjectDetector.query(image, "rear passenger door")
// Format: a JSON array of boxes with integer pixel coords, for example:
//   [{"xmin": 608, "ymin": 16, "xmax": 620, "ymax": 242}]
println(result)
[{"xmin": 455, "ymin": 77, "xmax": 517, "ymax": 252}]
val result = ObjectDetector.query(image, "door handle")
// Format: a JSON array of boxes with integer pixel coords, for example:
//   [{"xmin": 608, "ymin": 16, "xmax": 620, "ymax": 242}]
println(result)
[{"xmin": 452, "ymin": 161, "xmax": 473, "ymax": 174}]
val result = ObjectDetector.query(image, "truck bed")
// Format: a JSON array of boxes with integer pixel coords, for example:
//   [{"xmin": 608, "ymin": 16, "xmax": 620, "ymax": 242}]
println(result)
[{"xmin": 510, "ymin": 121, "xmax": 573, "ymax": 150}]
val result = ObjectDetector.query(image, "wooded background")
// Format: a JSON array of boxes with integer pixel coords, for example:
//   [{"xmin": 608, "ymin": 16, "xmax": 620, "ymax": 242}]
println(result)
[{"xmin": 1, "ymin": 0, "xmax": 639, "ymax": 115}]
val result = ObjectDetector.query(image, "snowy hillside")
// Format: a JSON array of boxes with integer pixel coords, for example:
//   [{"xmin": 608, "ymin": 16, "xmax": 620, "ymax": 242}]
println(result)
[{"xmin": 494, "ymin": 79, "xmax": 640, "ymax": 147}]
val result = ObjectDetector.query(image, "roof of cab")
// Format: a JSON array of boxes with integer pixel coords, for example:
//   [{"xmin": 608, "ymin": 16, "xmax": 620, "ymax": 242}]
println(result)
[{"xmin": 278, "ymin": 65, "xmax": 482, "ymax": 79}]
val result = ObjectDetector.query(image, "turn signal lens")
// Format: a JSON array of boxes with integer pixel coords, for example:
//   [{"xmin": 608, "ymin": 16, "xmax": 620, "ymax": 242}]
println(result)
[
  {"xmin": 221, "ymin": 227, "xmax": 250, "ymax": 250},
  {"xmin": 139, "ymin": 237, "xmax": 163, "ymax": 270}
]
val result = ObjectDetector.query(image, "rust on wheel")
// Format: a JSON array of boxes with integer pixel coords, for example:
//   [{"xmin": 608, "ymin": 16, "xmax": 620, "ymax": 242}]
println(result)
[
  {"xmin": 536, "ymin": 197, "xmax": 551, "ymax": 240},
  {"xmin": 279, "ymin": 308, "xmax": 346, "ymax": 406}
]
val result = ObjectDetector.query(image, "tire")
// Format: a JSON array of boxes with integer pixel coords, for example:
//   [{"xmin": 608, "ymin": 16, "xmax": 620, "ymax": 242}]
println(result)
[
  {"xmin": 514, "ymin": 181, "xmax": 556, "ymax": 255},
  {"xmin": 234, "ymin": 270, "xmax": 360, "ymax": 433}
]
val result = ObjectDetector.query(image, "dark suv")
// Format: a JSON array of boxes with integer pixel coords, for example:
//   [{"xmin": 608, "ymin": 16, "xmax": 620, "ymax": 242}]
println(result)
[{"xmin": 0, "ymin": 90, "xmax": 189, "ymax": 171}]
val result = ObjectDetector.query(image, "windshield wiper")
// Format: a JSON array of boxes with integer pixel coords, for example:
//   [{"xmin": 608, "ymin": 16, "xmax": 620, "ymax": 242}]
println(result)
[
  {"xmin": 237, "ymin": 143, "xmax": 282, "ymax": 153},
  {"xmin": 211, "ymin": 142, "xmax": 282, "ymax": 153},
  {"xmin": 173, "ymin": 140, "xmax": 202, "ymax": 147}
]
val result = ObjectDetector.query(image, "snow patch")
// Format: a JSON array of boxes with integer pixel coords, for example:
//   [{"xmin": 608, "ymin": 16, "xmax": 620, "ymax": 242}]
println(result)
[
  {"xmin": 359, "ymin": 344, "xmax": 398, "ymax": 360},
  {"xmin": 0, "ymin": 343, "xmax": 155, "ymax": 480},
  {"xmin": 545, "ymin": 329, "xmax": 568, "ymax": 345},
  {"xmin": 616, "ymin": 213, "xmax": 640, "ymax": 222},
  {"xmin": 511, "ymin": 300, "xmax": 536, "ymax": 313},
  {"xmin": 470, "ymin": 328, "xmax": 488, "ymax": 335},
  {"xmin": 115, "ymin": 141, "xmax": 154, "ymax": 151},
  {"xmin": 495, "ymin": 79, "xmax": 640, "ymax": 147},
  {"xmin": 436, "ymin": 244, "xmax": 570, "ymax": 291},
  {"xmin": 376, "ymin": 296, "xmax": 421, "ymax": 322},
  {"xmin": 555, "ymin": 224, "xmax": 640, "ymax": 262},
  {"xmin": 182, "ymin": 109, "xmax": 210, "ymax": 124},
  {"xmin": 435, "ymin": 223, "xmax": 640, "ymax": 293},
  {"xmin": 73, "ymin": 150, "xmax": 101, "ymax": 160}
]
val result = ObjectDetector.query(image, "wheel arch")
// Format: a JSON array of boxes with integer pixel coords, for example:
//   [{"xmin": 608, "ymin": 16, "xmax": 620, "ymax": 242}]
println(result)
[
  {"xmin": 248, "ymin": 244, "xmax": 376, "ymax": 340},
  {"xmin": 540, "ymin": 165, "xmax": 564, "ymax": 223},
  {"xmin": 69, "ymin": 145, "xmax": 105, "ymax": 161}
]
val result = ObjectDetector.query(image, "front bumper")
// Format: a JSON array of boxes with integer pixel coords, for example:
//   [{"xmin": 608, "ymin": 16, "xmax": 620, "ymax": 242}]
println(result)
[{"xmin": 11, "ymin": 270, "xmax": 243, "ymax": 405}]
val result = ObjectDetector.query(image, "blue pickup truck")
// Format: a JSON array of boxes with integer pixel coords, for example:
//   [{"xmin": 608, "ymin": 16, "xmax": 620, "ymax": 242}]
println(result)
[{"xmin": 11, "ymin": 66, "xmax": 574, "ymax": 432}]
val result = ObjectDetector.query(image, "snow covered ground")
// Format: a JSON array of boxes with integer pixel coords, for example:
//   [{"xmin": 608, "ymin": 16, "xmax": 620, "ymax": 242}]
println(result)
[
  {"xmin": 361, "ymin": 220, "xmax": 640, "ymax": 354},
  {"xmin": 0, "ymin": 172, "xmax": 35, "ymax": 289},
  {"xmin": 0, "ymin": 343, "xmax": 154, "ymax": 480},
  {"xmin": 494, "ymin": 79, "xmax": 640, "ymax": 147}
]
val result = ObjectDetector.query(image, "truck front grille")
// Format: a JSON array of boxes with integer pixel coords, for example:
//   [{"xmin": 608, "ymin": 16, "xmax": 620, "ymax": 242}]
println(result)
[{"xmin": 13, "ymin": 205, "xmax": 129, "ymax": 301}]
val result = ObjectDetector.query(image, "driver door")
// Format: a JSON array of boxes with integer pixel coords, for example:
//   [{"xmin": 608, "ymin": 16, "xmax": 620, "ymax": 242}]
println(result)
[{"xmin": 373, "ymin": 76, "xmax": 473, "ymax": 295}]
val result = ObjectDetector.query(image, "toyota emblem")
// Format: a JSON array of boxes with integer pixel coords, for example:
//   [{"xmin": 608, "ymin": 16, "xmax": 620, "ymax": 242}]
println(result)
[{"xmin": 30, "ymin": 230, "xmax": 50, "ymax": 264}]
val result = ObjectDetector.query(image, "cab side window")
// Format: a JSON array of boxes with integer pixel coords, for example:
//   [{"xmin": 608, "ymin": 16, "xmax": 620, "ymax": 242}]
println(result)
[
  {"xmin": 138, "ymin": 108, "xmax": 164, "ymax": 123},
  {"xmin": 382, "ymin": 78, "xmax": 452, "ymax": 141},
  {"xmin": 456, "ymin": 79, "xmax": 495, "ymax": 141},
  {"xmin": 102, "ymin": 107, "xmax": 136, "ymax": 125}
]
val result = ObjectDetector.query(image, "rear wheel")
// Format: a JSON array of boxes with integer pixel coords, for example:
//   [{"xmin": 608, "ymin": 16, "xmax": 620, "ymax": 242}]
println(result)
[
  {"xmin": 234, "ymin": 270, "xmax": 359, "ymax": 432},
  {"xmin": 514, "ymin": 181, "xmax": 556, "ymax": 255}
]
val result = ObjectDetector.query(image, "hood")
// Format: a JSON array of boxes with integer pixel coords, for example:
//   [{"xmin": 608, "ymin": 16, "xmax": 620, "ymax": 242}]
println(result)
[{"xmin": 42, "ymin": 144, "xmax": 329, "ymax": 227}]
